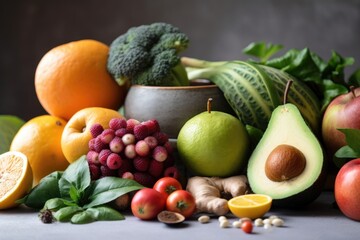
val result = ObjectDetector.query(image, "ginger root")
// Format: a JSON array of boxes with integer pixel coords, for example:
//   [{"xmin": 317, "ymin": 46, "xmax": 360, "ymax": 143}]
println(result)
[{"xmin": 186, "ymin": 175, "xmax": 249, "ymax": 216}]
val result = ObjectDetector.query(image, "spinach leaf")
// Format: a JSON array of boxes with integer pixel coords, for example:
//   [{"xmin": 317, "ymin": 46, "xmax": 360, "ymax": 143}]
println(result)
[
  {"xmin": 16, "ymin": 171, "xmax": 63, "ymax": 209},
  {"xmin": 242, "ymin": 42, "xmax": 283, "ymax": 63},
  {"xmin": 84, "ymin": 177, "xmax": 143, "ymax": 208},
  {"xmin": 243, "ymin": 42, "xmax": 358, "ymax": 111}
]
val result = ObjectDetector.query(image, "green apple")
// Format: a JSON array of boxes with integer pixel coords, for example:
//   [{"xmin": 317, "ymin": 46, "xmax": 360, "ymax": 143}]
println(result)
[{"xmin": 177, "ymin": 99, "xmax": 250, "ymax": 177}]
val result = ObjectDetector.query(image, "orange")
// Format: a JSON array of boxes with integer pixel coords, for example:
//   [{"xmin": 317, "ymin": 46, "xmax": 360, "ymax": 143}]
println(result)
[
  {"xmin": 35, "ymin": 39, "xmax": 127, "ymax": 121},
  {"xmin": 10, "ymin": 115, "xmax": 69, "ymax": 186},
  {"xmin": 0, "ymin": 151, "xmax": 33, "ymax": 209},
  {"xmin": 228, "ymin": 194, "xmax": 272, "ymax": 219},
  {"xmin": 61, "ymin": 107, "xmax": 123, "ymax": 163}
]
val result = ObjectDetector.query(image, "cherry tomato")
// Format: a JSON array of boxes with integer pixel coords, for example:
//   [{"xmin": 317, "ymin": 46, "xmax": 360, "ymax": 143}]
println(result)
[
  {"xmin": 166, "ymin": 190, "xmax": 196, "ymax": 218},
  {"xmin": 153, "ymin": 177, "xmax": 182, "ymax": 199},
  {"xmin": 241, "ymin": 220, "xmax": 253, "ymax": 234}
]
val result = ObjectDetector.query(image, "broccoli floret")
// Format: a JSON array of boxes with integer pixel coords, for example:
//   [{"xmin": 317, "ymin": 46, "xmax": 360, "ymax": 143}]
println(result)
[{"xmin": 107, "ymin": 22, "xmax": 190, "ymax": 86}]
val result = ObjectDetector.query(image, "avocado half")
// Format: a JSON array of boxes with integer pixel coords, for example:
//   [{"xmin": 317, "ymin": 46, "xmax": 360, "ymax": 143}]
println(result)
[{"xmin": 247, "ymin": 103, "xmax": 326, "ymax": 208}]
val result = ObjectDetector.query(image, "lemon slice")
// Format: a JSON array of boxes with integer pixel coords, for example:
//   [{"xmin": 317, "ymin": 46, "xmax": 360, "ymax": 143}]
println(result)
[
  {"xmin": 0, "ymin": 151, "xmax": 33, "ymax": 209},
  {"xmin": 228, "ymin": 194, "xmax": 272, "ymax": 219}
]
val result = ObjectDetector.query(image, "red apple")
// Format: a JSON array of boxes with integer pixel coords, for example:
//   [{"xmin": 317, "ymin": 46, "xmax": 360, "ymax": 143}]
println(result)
[
  {"xmin": 322, "ymin": 87, "xmax": 360, "ymax": 162},
  {"xmin": 334, "ymin": 158, "xmax": 360, "ymax": 221},
  {"xmin": 131, "ymin": 188, "xmax": 166, "ymax": 220}
]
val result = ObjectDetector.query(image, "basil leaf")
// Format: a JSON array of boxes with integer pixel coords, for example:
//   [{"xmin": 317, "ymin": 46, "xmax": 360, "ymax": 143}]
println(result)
[
  {"xmin": 16, "ymin": 171, "xmax": 63, "ymax": 209},
  {"xmin": 59, "ymin": 156, "xmax": 90, "ymax": 199},
  {"xmin": 43, "ymin": 198, "xmax": 76, "ymax": 211},
  {"xmin": 89, "ymin": 206, "xmax": 124, "ymax": 221},
  {"xmin": 84, "ymin": 177, "xmax": 143, "ymax": 208},
  {"xmin": 70, "ymin": 210, "xmax": 96, "ymax": 224},
  {"xmin": 0, "ymin": 115, "xmax": 25, "ymax": 154},
  {"xmin": 58, "ymin": 178, "xmax": 71, "ymax": 200},
  {"xmin": 54, "ymin": 206, "xmax": 83, "ymax": 222}
]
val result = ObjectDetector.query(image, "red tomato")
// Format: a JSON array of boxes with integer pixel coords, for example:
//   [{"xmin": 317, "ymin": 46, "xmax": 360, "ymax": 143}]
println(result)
[
  {"xmin": 131, "ymin": 188, "xmax": 166, "ymax": 220},
  {"xmin": 166, "ymin": 190, "xmax": 196, "ymax": 218},
  {"xmin": 153, "ymin": 177, "xmax": 183, "ymax": 199},
  {"xmin": 241, "ymin": 221, "xmax": 253, "ymax": 234}
]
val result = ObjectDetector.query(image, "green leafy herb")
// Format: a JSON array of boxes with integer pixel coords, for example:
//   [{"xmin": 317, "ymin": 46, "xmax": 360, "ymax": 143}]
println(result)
[
  {"xmin": 19, "ymin": 156, "xmax": 144, "ymax": 224},
  {"xmin": 0, "ymin": 115, "xmax": 25, "ymax": 154},
  {"xmin": 334, "ymin": 128, "xmax": 360, "ymax": 167},
  {"xmin": 242, "ymin": 42, "xmax": 360, "ymax": 111},
  {"xmin": 16, "ymin": 171, "xmax": 63, "ymax": 209}
]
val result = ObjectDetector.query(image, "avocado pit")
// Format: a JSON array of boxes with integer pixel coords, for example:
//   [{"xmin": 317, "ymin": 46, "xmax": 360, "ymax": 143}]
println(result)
[{"xmin": 265, "ymin": 144, "xmax": 306, "ymax": 182}]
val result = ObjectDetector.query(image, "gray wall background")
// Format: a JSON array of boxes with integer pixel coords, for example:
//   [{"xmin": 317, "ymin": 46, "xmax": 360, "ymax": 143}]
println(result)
[{"xmin": 1, "ymin": 0, "xmax": 360, "ymax": 121}]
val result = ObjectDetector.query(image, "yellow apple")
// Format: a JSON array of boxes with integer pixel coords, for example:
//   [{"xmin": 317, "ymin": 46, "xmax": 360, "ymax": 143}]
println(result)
[{"xmin": 61, "ymin": 107, "xmax": 123, "ymax": 163}]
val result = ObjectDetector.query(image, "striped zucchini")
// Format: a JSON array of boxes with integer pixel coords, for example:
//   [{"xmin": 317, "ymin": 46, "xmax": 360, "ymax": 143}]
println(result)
[{"xmin": 183, "ymin": 57, "xmax": 321, "ymax": 133}]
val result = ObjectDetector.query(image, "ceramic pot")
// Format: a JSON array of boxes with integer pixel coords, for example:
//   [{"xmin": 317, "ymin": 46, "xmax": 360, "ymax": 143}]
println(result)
[{"xmin": 124, "ymin": 81, "xmax": 235, "ymax": 139}]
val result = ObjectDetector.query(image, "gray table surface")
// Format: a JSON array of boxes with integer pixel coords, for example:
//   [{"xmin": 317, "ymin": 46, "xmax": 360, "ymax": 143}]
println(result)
[{"xmin": 0, "ymin": 191, "xmax": 358, "ymax": 240}]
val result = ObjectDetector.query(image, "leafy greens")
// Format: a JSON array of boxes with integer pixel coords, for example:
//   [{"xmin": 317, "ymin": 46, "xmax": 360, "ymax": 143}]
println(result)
[
  {"xmin": 243, "ymin": 42, "xmax": 360, "ymax": 111},
  {"xmin": 18, "ymin": 156, "xmax": 143, "ymax": 224}
]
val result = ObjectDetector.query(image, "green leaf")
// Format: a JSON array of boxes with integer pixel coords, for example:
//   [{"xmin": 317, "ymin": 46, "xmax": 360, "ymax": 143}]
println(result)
[
  {"xmin": 323, "ymin": 51, "xmax": 354, "ymax": 84},
  {"xmin": 0, "ymin": 115, "xmax": 25, "ymax": 154},
  {"xmin": 348, "ymin": 68, "xmax": 360, "ymax": 87},
  {"xmin": 334, "ymin": 129, "xmax": 360, "ymax": 167},
  {"xmin": 320, "ymin": 80, "xmax": 348, "ymax": 111},
  {"xmin": 16, "ymin": 171, "xmax": 63, "ymax": 209},
  {"xmin": 335, "ymin": 146, "xmax": 360, "ymax": 159},
  {"xmin": 53, "ymin": 206, "xmax": 83, "ymax": 222},
  {"xmin": 89, "ymin": 206, "xmax": 124, "ymax": 221},
  {"xmin": 84, "ymin": 177, "xmax": 143, "ymax": 208},
  {"xmin": 266, "ymin": 48, "xmax": 323, "ymax": 83},
  {"xmin": 243, "ymin": 42, "xmax": 283, "ymax": 63},
  {"xmin": 59, "ymin": 156, "xmax": 90, "ymax": 199},
  {"xmin": 70, "ymin": 210, "xmax": 97, "ymax": 224},
  {"xmin": 43, "ymin": 198, "xmax": 76, "ymax": 211},
  {"xmin": 338, "ymin": 128, "xmax": 360, "ymax": 150}
]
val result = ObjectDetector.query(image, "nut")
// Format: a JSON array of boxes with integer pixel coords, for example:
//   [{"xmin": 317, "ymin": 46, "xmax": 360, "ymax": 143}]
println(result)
[{"xmin": 198, "ymin": 215, "xmax": 210, "ymax": 224}]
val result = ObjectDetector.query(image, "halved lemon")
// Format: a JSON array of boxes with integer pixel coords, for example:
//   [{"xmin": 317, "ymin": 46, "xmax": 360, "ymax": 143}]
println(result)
[
  {"xmin": 228, "ymin": 194, "xmax": 272, "ymax": 219},
  {"xmin": 0, "ymin": 151, "xmax": 33, "ymax": 209}
]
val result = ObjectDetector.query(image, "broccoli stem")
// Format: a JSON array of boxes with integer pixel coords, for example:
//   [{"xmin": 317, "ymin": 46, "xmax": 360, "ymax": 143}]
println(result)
[{"xmin": 170, "ymin": 63, "xmax": 190, "ymax": 86}]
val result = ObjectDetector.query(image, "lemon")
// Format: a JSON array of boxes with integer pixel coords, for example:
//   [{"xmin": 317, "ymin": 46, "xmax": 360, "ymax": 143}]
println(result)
[
  {"xmin": 0, "ymin": 151, "xmax": 33, "ymax": 209},
  {"xmin": 177, "ymin": 102, "xmax": 249, "ymax": 177},
  {"xmin": 228, "ymin": 194, "xmax": 272, "ymax": 219}
]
